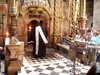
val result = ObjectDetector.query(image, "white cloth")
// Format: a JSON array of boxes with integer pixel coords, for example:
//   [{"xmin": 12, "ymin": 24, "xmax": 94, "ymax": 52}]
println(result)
[
  {"xmin": 35, "ymin": 26, "xmax": 48, "ymax": 55},
  {"xmin": 5, "ymin": 37, "xmax": 10, "ymax": 45}
]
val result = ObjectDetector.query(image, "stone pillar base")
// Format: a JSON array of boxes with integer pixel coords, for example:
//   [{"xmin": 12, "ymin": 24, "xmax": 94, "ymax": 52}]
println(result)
[{"xmin": 7, "ymin": 60, "xmax": 21, "ymax": 75}]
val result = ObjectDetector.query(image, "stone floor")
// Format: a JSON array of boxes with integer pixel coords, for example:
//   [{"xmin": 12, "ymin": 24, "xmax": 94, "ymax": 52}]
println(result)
[
  {"xmin": 0, "ymin": 48, "xmax": 91, "ymax": 75},
  {"xmin": 18, "ymin": 48, "xmax": 91, "ymax": 75},
  {"xmin": 0, "ymin": 60, "xmax": 5, "ymax": 75}
]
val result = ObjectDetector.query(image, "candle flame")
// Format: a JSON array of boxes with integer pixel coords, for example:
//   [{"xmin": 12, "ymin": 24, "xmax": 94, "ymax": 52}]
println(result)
[
  {"xmin": 6, "ymin": 32, "xmax": 9, "ymax": 37},
  {"xmin": 29, "ymin": 26, "xmax": 32, "ymax": 30}
]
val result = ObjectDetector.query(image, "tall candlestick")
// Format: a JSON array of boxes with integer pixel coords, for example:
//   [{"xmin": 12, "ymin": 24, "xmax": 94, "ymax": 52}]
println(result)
[
  {"xmin": 74, "ymin": 0, "xmax": 79, "ymax": 22},
  {"xmin": 83, "ymin": 0, "xmax": 86, "ymax": 17}
]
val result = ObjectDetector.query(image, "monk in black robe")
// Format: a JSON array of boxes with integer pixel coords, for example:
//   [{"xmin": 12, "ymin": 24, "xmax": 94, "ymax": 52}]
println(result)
[{"xmin": 33, "ymin": 21, "xmax": 48, "ymax": 58}]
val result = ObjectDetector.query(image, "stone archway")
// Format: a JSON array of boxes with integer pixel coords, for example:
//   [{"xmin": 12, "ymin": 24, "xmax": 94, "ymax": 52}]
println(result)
[{"xmin": 17, "ymin": 6, "xmax": 51, "ymax": 46}]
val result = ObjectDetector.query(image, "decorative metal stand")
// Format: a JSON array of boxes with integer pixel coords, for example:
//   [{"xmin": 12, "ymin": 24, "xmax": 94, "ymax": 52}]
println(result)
[{"xmin": 0, "ymin": 13, "xmax": 6, "ymax": 46}]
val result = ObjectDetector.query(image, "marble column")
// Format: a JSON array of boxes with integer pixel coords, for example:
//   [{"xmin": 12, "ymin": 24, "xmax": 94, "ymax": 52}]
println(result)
[{"xmin": 93, "ymin": 0, "xmax": 100, "ymax": 29}]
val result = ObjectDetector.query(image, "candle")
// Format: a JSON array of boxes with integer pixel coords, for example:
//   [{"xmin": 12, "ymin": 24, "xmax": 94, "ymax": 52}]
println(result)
[
  {"xmin": 6, "ymin": 32, "xmax": 9, "ymax": 37},
  {"xmin": 29, "ymin": 26, "xmax": 32, "ymax": 31},
  {"xmin": 74, "ymin": 0, "xmax": 79, "ymax": 22},
  {"xmin": 5, "ymin": 32, "xmax": 10, "ymax": 45}
]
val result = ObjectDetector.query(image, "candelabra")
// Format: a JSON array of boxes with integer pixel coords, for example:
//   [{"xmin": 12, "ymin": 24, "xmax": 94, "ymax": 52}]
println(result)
[
  {"xmin": 8, "ymin": 0, "xmax": 19, "ymax": 44},
  {"xmin": 0, "ymin": 13, "xmax": 6, "ymax": 33},
  {"xmin": 0, "ymin": 13, "xmax": 6, "ymax": 46}
]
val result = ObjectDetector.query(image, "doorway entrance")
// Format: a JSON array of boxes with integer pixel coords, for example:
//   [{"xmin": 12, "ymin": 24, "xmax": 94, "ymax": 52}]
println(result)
[
  {"xmin": 27, "ymin": 20, "xmax": 38, "ymax": 44},
  {"xmin": 18, "ymin": 6, "xmax": 51, "ymax": 46}
]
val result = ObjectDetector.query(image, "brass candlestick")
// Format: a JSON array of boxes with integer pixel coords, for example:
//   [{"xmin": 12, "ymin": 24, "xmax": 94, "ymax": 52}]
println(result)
[{"xmin": 8, "ymin": 0, "xmax": 19, "ymax": 44}]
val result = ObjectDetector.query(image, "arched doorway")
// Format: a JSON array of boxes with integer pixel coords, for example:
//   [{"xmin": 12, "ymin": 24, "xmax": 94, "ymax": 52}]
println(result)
[
  {"xmin": 17, "ymin": 6, "xmax": 51, "ymax": 46},
  {"xmin": 27, "ymin": 19, "xmax": 48, "ymax": 52},
  {"xmin": 25, "ymin": 7, "xmax": 50, "ymax": 46},
  {"xmin": 27, "ymin": 20, "xmax": 38, "ymax": 44}
]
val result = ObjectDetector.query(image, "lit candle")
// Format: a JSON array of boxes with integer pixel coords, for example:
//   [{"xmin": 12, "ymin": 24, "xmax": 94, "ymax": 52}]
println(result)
[
  {"xmin": 6, "ymin": 32, "xmax": 9, "ymax": 37},
  {"xmin": 29, "ymin": 26, "xmax": 32, "ymax": 31},
  {"xmin": 5, "ymin": 32, "xmax": 10, "ymax": 45}
]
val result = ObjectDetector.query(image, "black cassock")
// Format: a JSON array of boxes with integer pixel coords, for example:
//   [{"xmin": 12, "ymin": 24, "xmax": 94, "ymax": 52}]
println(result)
[
  {"xmin": 33, "ymin": 25, "xmax": 48, "ymax": 57},
  {"xmin": 86, "ymin": 63, "xmax": 100, "ymax": 75}
]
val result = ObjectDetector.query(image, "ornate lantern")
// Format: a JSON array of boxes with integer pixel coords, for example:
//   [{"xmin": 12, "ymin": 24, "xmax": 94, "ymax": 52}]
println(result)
[{"xmin": 9, "ymin": 0, "xmax": 18, "ymax": 16}]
